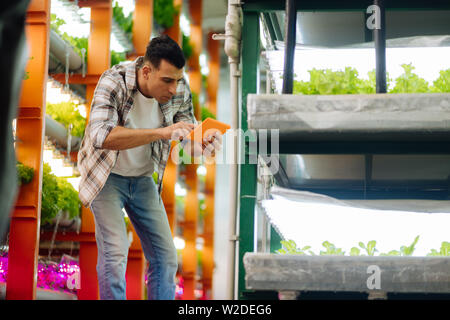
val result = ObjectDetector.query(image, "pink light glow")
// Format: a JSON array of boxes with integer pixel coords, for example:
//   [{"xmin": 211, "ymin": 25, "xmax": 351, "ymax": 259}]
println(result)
[
  {"xmin": 0, "ymin": 253, "xmax": 7, "ymax": 283},
  {"xmin": 0, "ymin": 253, "xmax": 80, "ymax": 294}
]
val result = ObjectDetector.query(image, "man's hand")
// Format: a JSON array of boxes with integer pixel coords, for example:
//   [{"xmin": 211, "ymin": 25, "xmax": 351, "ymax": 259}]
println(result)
[
  {"xmin": 161, "ymin": 121, "xmax": 195, "ymax": 141},
  {"xmin": 183, "ymin": 130, "xmax": 223, "ymax": 159},
  {"xmin": 100, "ymin": 121, "xmax": 195, "ymax": 150},
  {"xmin": 202, "ymin": 131, "xmax": 223, "ymax": 158}
]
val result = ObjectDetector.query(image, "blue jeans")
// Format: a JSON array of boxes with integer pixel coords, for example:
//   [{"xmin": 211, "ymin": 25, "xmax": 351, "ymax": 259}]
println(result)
[{"xmin": 90, "ymin": 173, "xmax": 177, "ymax": 300}]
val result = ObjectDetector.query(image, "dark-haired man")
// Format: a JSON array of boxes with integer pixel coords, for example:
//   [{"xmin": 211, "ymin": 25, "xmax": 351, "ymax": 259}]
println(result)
[{"xmin": 77, "ymin": 35, "xmax": 220, "ymax": 300}]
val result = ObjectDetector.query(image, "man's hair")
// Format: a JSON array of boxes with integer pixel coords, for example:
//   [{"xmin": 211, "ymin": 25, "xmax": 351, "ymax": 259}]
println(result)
[{"xmin": 144, "ymin": 35, "xmax": 185, "ymax": 69}]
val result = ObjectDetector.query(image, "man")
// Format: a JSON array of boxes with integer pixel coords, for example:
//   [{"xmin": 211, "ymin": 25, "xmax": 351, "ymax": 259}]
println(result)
[{"xmin": 77, "ymin": 35, "xmax": 220, "ymax": 300}]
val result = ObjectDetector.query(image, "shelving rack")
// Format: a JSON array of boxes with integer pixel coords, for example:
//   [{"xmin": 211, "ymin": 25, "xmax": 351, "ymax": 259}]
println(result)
[{"xmin": 237, "ymin": 0, "xmax": 450, "ymax": 300}]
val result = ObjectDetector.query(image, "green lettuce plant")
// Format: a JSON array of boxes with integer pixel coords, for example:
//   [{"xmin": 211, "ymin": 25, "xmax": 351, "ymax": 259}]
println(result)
[
  {"xmin": 41, "ymin": 163, "xmax": 81, "ymax": 224},
  {"xmin": 431, "ymin": 69, "xmax": 450, "ymax": 93},
  {"xmin": 293, "ymin": 67, "xmax": 392, "ymax": 95},
  {"xmin": 293, "ymin": 64, "xmax": 450, "ymax": 95},
  {"xmin": 320, "ymin": 241, "xmax": 345, "ymax": 255},
  {"xmin": 350, "ymin": 247, "xmax": 361, "ymax": 256},
  {"xmin": 113, "ymin": 2, "xmax": 133, "ymax": 41},
  {"xmin": 51, "ymin": 14, "xmax": 88, "ymax": 63},
  {"xmin": 278, "ymin": 237, "xmax": 449, "ymax": 256},
  {"xmin": 276, "ymin": 239, "xmax": 313, "ymax": 255},
  {"xmin": 111, "ymin": 3, "xmax": 131, "ymax": 65},
  {"xmin": 46, "ymin": 101, "xmax": 86, "ymax": 138},
  {"xmin": 399, "ymin": 235, "xmax": 420, "ymax": 256},
  {"xmin": 380, "ymin": 235, "xmax": 420, "ymax": 256},
  {"xmin": 16, "ymin": 162, "xmax": 34, "ymax": 186},
  {"xmin": 111, "ymin": 50, "xmax": 127, "ymax": 67},
  {"xmin": 379, "ymin": 249, "xmax": 401, "ymax": 256},
  {"xmin": 182, "ymin": 33, "xmax": 193, "ymax": 60},
  {"xmin": 390, "ymin": 63, "xmax": 430, "ymax": 93},
  {"xmin": 358, "ymin": 240, "xmax": 378, "ymax": 256},
  {"xmin": 154, "ymin": 0, "xmax": 179, "ymax": 29},
  {"xmin": 427, "ymin": 241, "xmax": 450, "ymax": 256},
  {"xmin": 41, "ymin": 163, "xmax": 61, "ymax": 224},
  {"xmin": 50, "ymin": 13, "xmax": 65, "ymax": 32},
  {"xmin": 67, "ymin": 36, "xmax": 88, "ymax": 63},
  {"xmin": 56, "ymin": 177, "xmax": 81, "ymax": 220},
  {"xmin": 201, "ymin": 106, "xmax": 216, "ymax": 121}
]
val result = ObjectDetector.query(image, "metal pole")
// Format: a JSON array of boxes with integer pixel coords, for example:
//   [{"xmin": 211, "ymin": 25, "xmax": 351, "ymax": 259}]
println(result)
[
  {"xmin": 212, "ymin": 0, "xmax": 242, "ymax": 299},
  {"xmin": 374, "ymin": 0, "xmax": 386, "ymax": 93},
  {"xmin": 282, "ymin": 0, "xmax": 297, "ymax": 94},
  {"xmin": 238, "ymin": 10, "xmax": 259, "ymax": 300}
]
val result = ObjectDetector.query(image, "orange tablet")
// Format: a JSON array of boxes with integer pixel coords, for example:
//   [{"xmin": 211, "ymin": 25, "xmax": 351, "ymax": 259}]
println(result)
[{"xmin": 184, "ymin": 117, "xmax": 231, "ymax": 143}]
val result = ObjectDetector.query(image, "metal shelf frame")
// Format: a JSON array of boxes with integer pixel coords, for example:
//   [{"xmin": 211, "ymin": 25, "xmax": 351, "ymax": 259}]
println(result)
[{"xmin": 237, "ymin": 0, "xmax": 450, "ymax": 300}]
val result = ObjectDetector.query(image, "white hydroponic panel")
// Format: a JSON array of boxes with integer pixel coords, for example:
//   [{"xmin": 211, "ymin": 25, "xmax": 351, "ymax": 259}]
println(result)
[
  {"xmin": 261, "ymin": 186, "xmax": 450, "ymax": 257},
  {"xmin": 247, "ymin": 93, "xmax": 450, "ymax": 141}
]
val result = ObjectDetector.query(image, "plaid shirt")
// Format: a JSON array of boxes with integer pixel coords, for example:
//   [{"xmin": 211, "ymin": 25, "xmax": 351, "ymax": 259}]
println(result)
[{"xmin": 77, "ymin": 57, "xmax": 197, "ymax": 207}]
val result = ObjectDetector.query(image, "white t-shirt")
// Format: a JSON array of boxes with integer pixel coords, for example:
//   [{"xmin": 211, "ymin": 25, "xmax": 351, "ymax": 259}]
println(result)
[{"xmin": 111, "ymin": 89, "xmax": 164, "ymax": 177}]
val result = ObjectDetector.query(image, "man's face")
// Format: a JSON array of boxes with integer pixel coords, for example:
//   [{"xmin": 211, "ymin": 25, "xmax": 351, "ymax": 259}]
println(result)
[{"xmin": 143, "ymin": 59, "xmax": 184, "ymax": 104}]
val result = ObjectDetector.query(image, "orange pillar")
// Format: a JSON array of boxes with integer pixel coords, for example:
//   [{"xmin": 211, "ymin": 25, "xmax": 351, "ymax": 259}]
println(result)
[
  {"xmin": 179, "ymin": 0, "xmax": 203, "ymax": 300},
  {"xmin": 87, "ymin": 5, "xmax": 111, "ymax": 73},
  {"xmin": 77, "ymin": 1, "xmax": 112, "ymax": 300},
  {"xmin": 182, "ymin": 164, "xmax": 198, "ymax": 300},
  {"xmin": 84, "ymin": 0, "xmax": 112, "ymax": 122},
  {"xmin": 162, "ymin": 142, "xmax": 179, "ymax": 235},
  {"xmin": 163, "ymin": 0, "xmax": 182, "ymax": 44},
  {"xmin": 202, "ymin": 163, "xmax": 216, "ymax": 300},
  {"xmin": 129, "ymin": 0, "xmax": 153, "ymax": 60},
  {"xmin": 160, "ymin": 0, "xmax": 182, "ymax": 289},
  {"xmin": 6, "ymin": 0, "xmax": 50, "ymax": 300},
  {"xmin": 77, "ymin": 207, "xmax": 98, "ymax": 300}
]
